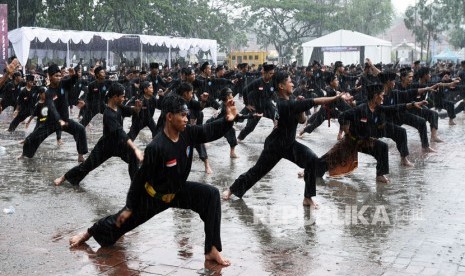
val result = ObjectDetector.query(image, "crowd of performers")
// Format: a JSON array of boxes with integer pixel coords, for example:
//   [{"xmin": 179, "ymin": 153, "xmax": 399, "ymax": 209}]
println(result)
[{"xmin": 1, "ymin": 56, "xmax": 465, "ymax": 266}]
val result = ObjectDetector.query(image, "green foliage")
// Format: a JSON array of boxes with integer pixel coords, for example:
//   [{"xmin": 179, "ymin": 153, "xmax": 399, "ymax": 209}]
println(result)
[
  {"xmin": 449, "ymin": 28, "xmax": 465, "ymax": 49},
  {"xmin": 1, "ymin": 0, "xmax": 44, "ymax": 28},
  {"xmin": 238, "ymin": 0, "xmax": 393, "ymax": 58},
  {"xmin": 404, "ymin": 0, "xmax": 449, "ymax": 61}
]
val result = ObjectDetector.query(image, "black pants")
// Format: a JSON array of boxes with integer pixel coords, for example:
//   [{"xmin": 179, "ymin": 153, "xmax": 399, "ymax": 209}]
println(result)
[
  {"xmin": 408, "ymin": 108, "xmax": 438, "ymax": 130},
  {"xmin": 237, "ymin": 106, "xmax": 276, "ymax": 141},
  {"xmin": 194, "ymin": 111, "xmax": 208, "ymax": 161},
  {"xmin": 383, "ymin": 123, "xmax": 409, "ymax": 157},
  {"xmin": 206, "ymin": 117, "xmax": 237, "ymax": 149},
  {"xmin": 22, "ymin": 120, "xmax": 88, "ymax": 158},
  {"xmin": 230, "ymin": 141, "xmax": 318, "ymax": 199},
  {"xmin": 358, "ymin": 139, "xmax": 389, "ymax": 176},
  {"xmin": 0, "ymin": 98, "xmax": 16, "ymax": 112},
  {"xmin": 8, "ymin": 111, "xmax": 30, "ymax": 131},
  {"xmin": 128, "ymin": 118, "xmax": 157, "ymax": 140},
  {"xmin": 392, "ymin": 112, "xmax": 429, "ymax": 148},
  {"xmin": 88, "ymin": 181, "xmax": 222, "ymax": 254},
  {"xmin": 455, "ymin": 101, "xmax": 465, "ymax": 115},
  {"xmin": 80, "ymin": 106, "xmax": 103, "ymax": 127},
  {"xmin": 64, "ymin": 138, "xmax": 138, "ymax": 185},
  {"xmin": 237, "ymin": 115, "xmax": 261, "ymax": 140},
  {"xmin": 302, "ymin": 108, "xmax": 340, "ymax": 134}
]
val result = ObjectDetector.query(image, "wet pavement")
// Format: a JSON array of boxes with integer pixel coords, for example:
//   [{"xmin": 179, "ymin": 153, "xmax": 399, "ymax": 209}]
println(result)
[{"xmin": 1, "ymin": 104, "xmax": 465, "ymax": 276}]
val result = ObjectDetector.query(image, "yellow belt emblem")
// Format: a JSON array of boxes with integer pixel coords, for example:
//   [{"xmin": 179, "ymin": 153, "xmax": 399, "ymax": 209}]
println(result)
[{"xmin": 145, "ymin": 182, "xmax": 176, "ymax": 203}]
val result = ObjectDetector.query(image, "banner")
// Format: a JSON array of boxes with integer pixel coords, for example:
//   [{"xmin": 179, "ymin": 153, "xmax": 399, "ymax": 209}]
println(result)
[
  {"xmin": 322, "ymin": 46, "xmax": 360, "ymax": 52},
  {"xmin": 0, "ymin": 4, "xmax": 7, "ymax": 73}
]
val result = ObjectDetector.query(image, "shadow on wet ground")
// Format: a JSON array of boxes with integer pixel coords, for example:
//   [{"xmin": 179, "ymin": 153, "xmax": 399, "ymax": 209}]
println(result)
[{"xmin": 1, "ymin": 106, "xmax": 465, "ymax": 275}]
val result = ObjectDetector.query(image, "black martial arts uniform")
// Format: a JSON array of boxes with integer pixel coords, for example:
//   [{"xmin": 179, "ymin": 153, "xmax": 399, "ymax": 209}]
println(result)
[
  {"xmin": 85, "ymin": 117, "xmax": 234, "ymax": 255},
  {"xmin": 0, "ymin": 80, "xmax": 22, "ymax": 111},
  {"xmin": 229, "ymin": 97, "xmax": 320, "ymax": 199},
  {"xmin": 126, "ymin": 95, "xmax": 157, "ymax": 140},
  {"xmin": 335, "ymin": 103, "xmax": 411, "ymax": 176},
  {"xmin": 396, "ymin": 83, "xmax": 439, "ymax": 131},
  {"xmin": 301, "ymin": 86, "xmax": 352, "ymax": 135},
  {"xmin": 80, "ymin": 79, "xmax": 112, "ymax": 126},
  {"xmin": 22, "ymin": 76, "xmax": 88, "ymax": 158},
  {"xmin": 237, "ymin": 77, "xmax": 278, "ymax": 141},
  {"xmin": 63, "ymin": 105, "xmax": 139, "ymax": 185},
  {"xmin": 383, "ymin": 88, "xmax": 430, "ymax": 148},
  {"xmin": 7, "ymin": 86, "xmax": 37, "ymax": 131}
]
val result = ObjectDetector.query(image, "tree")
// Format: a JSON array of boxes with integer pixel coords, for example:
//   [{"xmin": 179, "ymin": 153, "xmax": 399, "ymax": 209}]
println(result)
[
  {"xmin": 340, "ymin": 0, "xmax": 394, "ymax": 36},
  {"xmin": 438, "ymin": 0, "xmax": 465, "ymax": 48},
  {"xmin": 2, "ymin": 0, "xmax": 44, "ymax": 28},
  {"xmin": 404, "ymin": 0, "xmax": 446, "ymax": 61},
  {"xmin": 238, "ymin": 0, "xmax": 393, "ymax": 63}
]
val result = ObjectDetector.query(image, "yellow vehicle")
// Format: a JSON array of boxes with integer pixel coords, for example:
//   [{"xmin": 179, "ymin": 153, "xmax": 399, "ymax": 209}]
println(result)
[{"xmin": 228, "ymin": 51, "xmax": 268, "ymax": 67}]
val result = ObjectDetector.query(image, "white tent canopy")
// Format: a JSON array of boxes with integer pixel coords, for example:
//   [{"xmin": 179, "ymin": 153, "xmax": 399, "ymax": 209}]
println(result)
[
  {"xmin": 8, "ymin": 27, "xmax": 218, "ymax": 69},
  {"xmin": 302, "ymin": 30, "xmax": 392, "ymax": 65}
]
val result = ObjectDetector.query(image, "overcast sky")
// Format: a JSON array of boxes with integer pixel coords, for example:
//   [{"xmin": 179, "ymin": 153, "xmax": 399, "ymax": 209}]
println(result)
[{"xmin": 391, "ymin": 0, "xmax": 417, "ymax": 15}]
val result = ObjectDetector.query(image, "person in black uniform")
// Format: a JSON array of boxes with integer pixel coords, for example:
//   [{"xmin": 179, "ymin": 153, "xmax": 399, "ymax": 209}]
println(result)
[
  {"xmin": 19, "ymin": 64, "xmax": 88, "ymax": 162},
  {"xmin": 206, "ymin": 87, "xmax": 261, "ymax": 158},
  {"xmin": 126, "ymin": 81, "xmax": 157, "ymax": 140},
  {"xmin": 0, "ymin": 58, "xmax": 20, "ymax": 114},
  {"xmin": 7, "ymin": 75, "xmax": 37, "ymax": 132},
  {"xmin": 237, "ymin": 63, "xmax": 277, "ymax": 142},
  {"xmin": 417, "ymin": 68, "xmax": 461, "ymax": 125},
  {"xmin": 69, "ymin": 94, "xmax": 238, "ymax": 267},
  {"xmin": 223, "ymin": 72, "xmax": 348, "ymax": 208},
  {"xmin": 378, "ymin": 70, "xmax": 436, "ymax": 153},
  {"xmin": 146, "ymin": 62, "xmax": 169, "ymax": 94},
  {"xmin": 334, "ymin": 84, "xmax": 426, "ymax": 183},
  {"xmin": 298, "ymin": 72, "xmax": 353, "ymax": 139},
  {"xmin": 80, "ymin": 66, "xmax": 112, "ymax": 127},
  {"xmin": 0, "ymin": 71, "xmax": 23, "ymax": 114},
  {"xmin": 54, "ymin": 82, "xmax": 143, "ymax": 186},
  {"xmin": 396, "ymin": 67, "xmax": 443, "ymax": 142},
  {"xmin": 23, "ymin": 87, "xmax": 48, "ymax": 130}
]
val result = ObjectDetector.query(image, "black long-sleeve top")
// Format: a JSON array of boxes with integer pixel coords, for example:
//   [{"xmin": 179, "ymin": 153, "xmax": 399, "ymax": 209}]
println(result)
[
  {"xmin": 146, "ymin": 74, "xmax": 167, "ymax": 93},
  {"xmin": 125, "ymin": 118, "xmax": 234, "ymax": 210},
  {"xmin": 102, "ymin": 105, "xmax": 134, "ymax": 143},
  {"xmin": 245, "ymin": 77, "xmax": 277, "ymax": 119},
  {"xmin": 16, "ymin": 86, "xmax": 37, "ymax": 113},
  {"xmin": 46, "ymin": 75, "xmax": 78, "ymax": 122},
  {"xmin": 126, "ymin": 95, "xmax": 157, "ymax": 123},
  {"xmin": 264, "ymin": 97, "xmax": 315, "ymax": 150},
  {"xmin": 339, "ymin": 103, "xmax": 408, "ymax": 140},
  {"xmin": 85, "ymin": 79, "xmax": 113, "ymax": 111}
]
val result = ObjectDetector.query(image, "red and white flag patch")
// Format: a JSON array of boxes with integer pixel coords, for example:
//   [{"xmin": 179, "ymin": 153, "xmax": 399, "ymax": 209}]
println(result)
[{"xmin": 166, "ymin": 159, "xmax": 177, "ymax": 167}]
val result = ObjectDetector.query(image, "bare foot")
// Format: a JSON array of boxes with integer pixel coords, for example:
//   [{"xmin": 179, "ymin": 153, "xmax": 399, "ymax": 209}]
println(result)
[
  {"xmin": 18, "ymin": 140, "xmax": 25, "ymax": 144},
  {"xmin": 230, "ymin": 149, "xmax": 238, "ymax": 158},
  {"xmin": 69, "ymin": 231, "xmax": 91, "ymax": 248},
  {"xmin": 449, "ymin": 119, "xmax": 456, "ymax": 125},
  {"xmin": 205, "ymin": 246, "xmax": 230, "ymax": 266},
  {"xmin": 400, "ymin": 157, "xmax": 414, "ymax": 167},
  {"xmin": 376, "ymin": 175, "xmax": 390, "ymax": 183},
  {"xmin": 422, "ymin": 146, "xmax": 436, "ymax": 153},
  {"xmin": 431, "ymin": 136, "xmax": 443, "ymax": 143},
  {"xmin": 204, "ymin": 160, "xmax": 213, "ymax": 174},
  {"xmin": 297, "ymin": 130, "xmax": 304, "ymax": 139},
  {"xmin": 17, "ymin": 154, "xmax": 24, "ymax": 160},
  {"xmin": 54, "ymin": 175, "xmax": 66, "ymax": 186},
  {"xmin": 337, "ymin": 133, "xmax": 343, "ymax": 140},
  {"xmin": 303, "ymin": 197, "xmax": 319, "ymax": 209},
  {"xmin": 222, "ymin": 189, "xmax": 232, "ymax": 200},
  {"xmin": 297, "ymin": 171, "xmax": 304, "ymax": 178},
  {"xmin": 57, "ymin": 139, "xmax": 63, "ymax": 146},
  {"xmin": 78, "ymin": 154, "xmax": 85, "ymax": 163}
]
